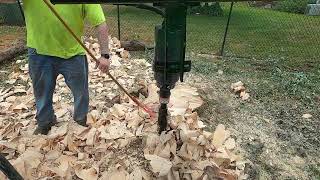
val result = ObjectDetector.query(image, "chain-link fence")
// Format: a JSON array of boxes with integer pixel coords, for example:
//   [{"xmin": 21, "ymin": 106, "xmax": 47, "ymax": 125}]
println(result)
[
  {"xmin": 0, "ymin": 3, "xmax": 24, "ymax": 26},
  {"xmin": 225, "ymin": 2, "xmax": 320, "ymax": 63},
  {"xmin": 0, "ymin": 1, "xmax": 319, "ymax": 63},
  {"xmin": 102, "ymin": 2, "xmax": 320, "ymax": 64}
]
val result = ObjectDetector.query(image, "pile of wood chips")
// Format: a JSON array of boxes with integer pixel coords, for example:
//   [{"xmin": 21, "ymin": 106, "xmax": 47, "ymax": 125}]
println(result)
[
  {"xmin": 230, "ymin": 81, "xmax": 250, "ymax": 101},
  {"xmin": 0, "ymin": 37, "xmax": 247, "ymax": 180}
]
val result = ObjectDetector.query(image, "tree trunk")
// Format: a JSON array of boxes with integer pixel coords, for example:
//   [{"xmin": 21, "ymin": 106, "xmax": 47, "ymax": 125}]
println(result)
[
  {"xmin": 121, "ymin": 40, "xmax": 146, "ymax": 51},
  {"xmin": 0, "ymin": 39, "xmax": 26, "ymax": 63}
]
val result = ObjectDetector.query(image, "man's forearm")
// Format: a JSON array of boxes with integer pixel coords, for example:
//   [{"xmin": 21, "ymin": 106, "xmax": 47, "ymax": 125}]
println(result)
[{"xmin": 96, "ymin": 22, "xmax": 110, "ymax": 55}]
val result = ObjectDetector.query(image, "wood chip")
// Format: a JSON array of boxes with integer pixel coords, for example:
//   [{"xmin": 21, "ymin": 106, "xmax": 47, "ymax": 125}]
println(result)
[
  {"xmin": 231, "ymin": 81, "xmax": 244, "ymax": 90},
  {"xmin": 302, "ymin": 113, "xmax": 312, "ymax": 119},
  {"xmin": 212, "ymin": 124, "xmax": 230, "ymax": 148},
  {"xmin": 52, "ymin": 155, "xmax": 76, "ymax": 178},
  {"xmin": 13, "ymin": 103, "xmax": 28, "ymax": 111},
  {"xmin": 5, "ymin": 96, "xmax": 17, "ymax": 102},
  {"xmin": 75, "ymin": 165, "xmax": 99, "ymax": 180},
  {"xmin": 224, "ymin": 138, "xmax": 236, "ymax": 150},
  {"xmin": 129, "ymin": 167, "xmax": 143, "ymax": 180},
  {"xmin": 145, "ymin": 154, "xmax": 172, "ymax": 177},
  {"xmin": 48, "ymin": 123, "xmax": 68, "ymax": 139},
  {"xmin": 100, "ymin": 167, "xmax": 129, "ymax": 180},
  {"xmin": 240, "ymin": 91, "xmax": 250, "ymax": 100},
  {"xmin": 85, "ymin": 128, "xmax": 97, "ymax": 146},
  {"xmin": 99, "ymin": 121, "xmax": 134, "ymax": 140}
]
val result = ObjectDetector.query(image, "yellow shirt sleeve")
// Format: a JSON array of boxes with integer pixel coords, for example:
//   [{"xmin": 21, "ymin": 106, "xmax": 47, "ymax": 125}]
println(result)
[{"xmin": 84, "ymin": 4, "xmax": 106, "ymax": 26}]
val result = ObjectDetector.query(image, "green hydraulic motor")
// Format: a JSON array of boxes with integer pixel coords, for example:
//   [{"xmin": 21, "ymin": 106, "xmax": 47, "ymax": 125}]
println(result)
[
  {"xmin": 108, "ymin": 2, "xmax": 194, "ymax": 132},
  {"xmin": 153, "ymin": 4, "xmax": 190, "ymax": 132}
]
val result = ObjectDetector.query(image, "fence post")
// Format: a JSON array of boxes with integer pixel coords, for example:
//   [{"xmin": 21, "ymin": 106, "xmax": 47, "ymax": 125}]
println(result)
[
  {"xmin": 220, "ymin": 1, "xmax": 234, "ymax": 56},
  {"xmin": 16, "ymin": 0, "xmax": 25, "ymax": 22},
  {"xmin": 117, "ymin": 5, "xmax": 121, "ymax": 40}
]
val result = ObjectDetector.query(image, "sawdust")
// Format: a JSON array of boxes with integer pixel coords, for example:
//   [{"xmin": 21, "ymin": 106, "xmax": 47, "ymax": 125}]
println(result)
[{"xmin": 0, "ymin": 37, "xmax": 247, "ymax": 180}]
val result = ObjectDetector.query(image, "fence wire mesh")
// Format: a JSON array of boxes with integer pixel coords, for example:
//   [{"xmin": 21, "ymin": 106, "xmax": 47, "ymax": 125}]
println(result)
[
  {"xmin": 225, "ymin": 2, "xmax": 320, "ymax": 63},
  {"xmin": 0, "ymin": 3, "xmax": 24, "ymax": 26},
  {"xmin": 0, "ymin": 1, "xmax": 319, "ymax": 64},
  {"xmin": 101, "ymin": 2, "xmax": 320, "ymax": 64}
]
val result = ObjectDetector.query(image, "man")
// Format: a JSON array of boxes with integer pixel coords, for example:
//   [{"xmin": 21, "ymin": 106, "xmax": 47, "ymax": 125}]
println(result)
[{"xmin": 0, "ymin": 0, "xmax": 111, "ymax": 135}]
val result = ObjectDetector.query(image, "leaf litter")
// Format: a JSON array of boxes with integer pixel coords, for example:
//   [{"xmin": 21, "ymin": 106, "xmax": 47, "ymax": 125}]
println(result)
[{"xmin": 0, "ymin": 37, "xmax": 247, "ymax": 180}]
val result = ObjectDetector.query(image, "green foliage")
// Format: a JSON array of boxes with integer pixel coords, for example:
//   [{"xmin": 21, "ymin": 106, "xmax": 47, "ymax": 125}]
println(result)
[
  {"xmin": 274, "ymin": 0, "xmax": 309, "ymax": 14},
  {"xmin": 308, "ymin": 0, "xmax": 318, "ymax": 4},
  {"xmin": 0, "ymin": 17, "xmax": 4, "ymax": 24},
  {"xmin": 188, "ymin": 3, "xmax": 223, "ymax": 16},
  {"xmin": 307, "ymin": 164, "xmax": 320, "ymax": 180},
  {"xmin": 271, "ymin": 68, "xmax": 315, "ymax": 99}
]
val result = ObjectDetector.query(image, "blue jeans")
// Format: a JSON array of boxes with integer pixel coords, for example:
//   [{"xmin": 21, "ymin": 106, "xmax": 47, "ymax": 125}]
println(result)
[{"xmin": 28, "ymin": 48, "xmax": 89, "ymax": 127}]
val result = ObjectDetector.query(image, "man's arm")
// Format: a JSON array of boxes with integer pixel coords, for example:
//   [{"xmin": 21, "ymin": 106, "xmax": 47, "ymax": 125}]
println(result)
[
  {"xmin": 95, "ymin": 22, "xmax": 111, "ymax": 73},
  {"xmin": 85, "ymin": 5, "xmax": 110, "ymax": 73},
  {"xmin": 96, "ymin": 22, "xmax": 109, "ymax": 55}
]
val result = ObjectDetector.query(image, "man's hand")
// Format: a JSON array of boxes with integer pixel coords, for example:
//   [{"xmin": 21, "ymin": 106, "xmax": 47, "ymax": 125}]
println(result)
[{"xmin": 95, "ymin": 57, "xmax": 110, "ymax": 73}]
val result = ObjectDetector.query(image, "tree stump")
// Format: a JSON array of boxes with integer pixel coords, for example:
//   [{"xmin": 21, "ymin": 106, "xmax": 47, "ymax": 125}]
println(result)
[{"xmin": 121, "ymin": 40, "xmax": 146, "ymax": 51}]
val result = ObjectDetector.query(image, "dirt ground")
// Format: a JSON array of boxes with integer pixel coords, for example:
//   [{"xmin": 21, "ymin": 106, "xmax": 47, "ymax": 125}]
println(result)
[
  {"xmin": 185, "ymin": 56, "xmax": 320, "ymax": 180},
  {"xmin": 0, "ymin": 31, "xmax": 319, "ymax": 179},
  {"xmin": 139, "ymin": 48, "xmax": 320, "ymax": 179}
]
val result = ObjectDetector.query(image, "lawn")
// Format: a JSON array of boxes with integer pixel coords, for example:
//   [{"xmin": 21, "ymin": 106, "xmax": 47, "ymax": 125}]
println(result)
[{"xmin": 103, "ymin": 3, "xmax": 320, "ymax": 69}]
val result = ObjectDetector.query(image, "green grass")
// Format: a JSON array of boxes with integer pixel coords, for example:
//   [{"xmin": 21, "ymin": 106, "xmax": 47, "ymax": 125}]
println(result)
[
  {"xmin": 103, "ymin": 5, "xmax": 227, "ymax": 52},
  {"xmin": 103, "ymin": 3, "xmax": 320, "ymax": 69},
  {"xmin": 190, "ymin": 54, "xmax": 320, "ymax": 179},
  {"xmin": 197, "ymin": 56, "xmax": 320, "ymax": 106},
  {"xmin": 226, "ymin": 4, "xmax": 320, "ymax": 67}
]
